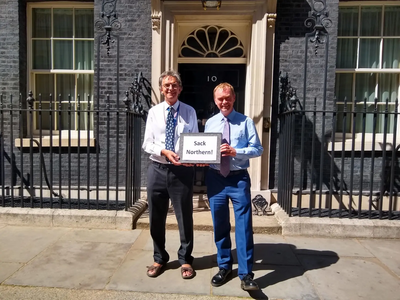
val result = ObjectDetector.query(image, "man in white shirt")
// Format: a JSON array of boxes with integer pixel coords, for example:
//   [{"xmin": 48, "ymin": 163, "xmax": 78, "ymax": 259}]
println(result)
[{"xmin": 142, "ymin": 70, "xmax": 198, "ymax": 279}]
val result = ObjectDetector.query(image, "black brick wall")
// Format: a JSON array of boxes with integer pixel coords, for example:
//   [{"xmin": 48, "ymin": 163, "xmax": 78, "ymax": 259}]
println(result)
[
  {"xmin": 270, "ymin": 0, "xmax": 339, "ymax": 189},
  {"xmin": 0, "ymin": 0, "xmax": 152, "ymax": 198},
  {"xmin": 2, "ymin": 0, "xmax": 391, "ymax": 201}
]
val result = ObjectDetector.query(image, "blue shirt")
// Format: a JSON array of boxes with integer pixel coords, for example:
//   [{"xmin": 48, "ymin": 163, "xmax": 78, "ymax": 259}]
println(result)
[{"xmin": 205, "ymin": 109, "xmax": 263, "ymax": 171}]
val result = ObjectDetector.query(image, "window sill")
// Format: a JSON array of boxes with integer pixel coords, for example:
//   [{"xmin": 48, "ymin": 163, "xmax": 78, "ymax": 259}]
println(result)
[
  {"xmin": 328, "ymin": 133, "xmax": 398, "ymax": 152},
  {"xmin": 15, "ymin": 133, "xmax": 95, "ymax": 148}
]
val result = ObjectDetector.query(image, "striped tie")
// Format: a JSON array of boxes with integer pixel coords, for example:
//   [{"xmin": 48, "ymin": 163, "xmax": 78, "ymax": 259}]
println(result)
[{"xmin": 220, "ymin": 117, "xmax": 230, "ymax": 177}]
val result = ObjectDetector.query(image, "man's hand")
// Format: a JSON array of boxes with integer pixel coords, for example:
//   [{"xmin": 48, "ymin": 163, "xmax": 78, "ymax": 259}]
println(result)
[
  {"xmin": 162, "ymin": 149, "xmax": 181, "ymax": 165},
  {"xmin": 220, "ymin": 143, "xmax": 236, "ymax": 157},
  {"xmin": 161, "ymin": 149, "xmax": 194, "ymax": 167}
]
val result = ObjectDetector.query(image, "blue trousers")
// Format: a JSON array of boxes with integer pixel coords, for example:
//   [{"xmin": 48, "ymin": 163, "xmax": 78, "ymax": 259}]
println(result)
[{"xmin": 206, "ymin": 169, "xmax": 254, "ymax": 280}]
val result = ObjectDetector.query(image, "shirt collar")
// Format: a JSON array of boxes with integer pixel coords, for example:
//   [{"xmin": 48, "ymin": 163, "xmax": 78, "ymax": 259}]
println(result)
[
  {"xmin": 164, "ymin": 100, "xmax": 180, "ymax": 111},
  {"xmin": 219, "ymin": 109, "xmax": 236, "ymax": 122}
]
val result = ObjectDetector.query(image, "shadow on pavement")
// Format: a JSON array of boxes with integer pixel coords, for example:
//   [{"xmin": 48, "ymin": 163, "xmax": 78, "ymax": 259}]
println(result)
[{"xmin": 190, "ymin": 243, "xmax": 339, "ymax": 299}]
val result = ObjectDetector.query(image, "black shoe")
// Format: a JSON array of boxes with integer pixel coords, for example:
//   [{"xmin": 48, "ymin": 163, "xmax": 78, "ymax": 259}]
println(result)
[
  {"xmin": 211, "ymin": 268, "xmax": 232, "ymax": 287},
  {"xmin": 241, "ymin": 274, "xmax": 259, "ymax": 291}
]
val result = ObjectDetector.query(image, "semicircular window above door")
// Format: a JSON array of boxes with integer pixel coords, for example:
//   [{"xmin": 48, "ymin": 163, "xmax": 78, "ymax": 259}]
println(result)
[{"xmin": 179, "ymin": 25, "xmax": 245, "ymax": 58}]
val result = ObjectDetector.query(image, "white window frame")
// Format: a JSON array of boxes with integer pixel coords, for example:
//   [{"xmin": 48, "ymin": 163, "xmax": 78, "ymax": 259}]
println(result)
[
  {"xmin": 26, "ymin": 2, "xmax": 94, "ymax": 143},
  {"xmin": 334, "ymin": 1, "xmax": 400, "ymax": 151}
]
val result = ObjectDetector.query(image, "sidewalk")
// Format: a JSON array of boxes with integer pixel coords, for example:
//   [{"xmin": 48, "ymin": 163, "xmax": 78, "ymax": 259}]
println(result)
[{"xmin": 1, "ymin": 224, "xmax": 400, "ymax": 300}]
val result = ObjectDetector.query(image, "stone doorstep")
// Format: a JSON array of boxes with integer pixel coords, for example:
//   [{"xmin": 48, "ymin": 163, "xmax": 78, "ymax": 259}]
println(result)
[{"xmin": 135, "ymin": 205, "xmax": 282, "ymax": 235}]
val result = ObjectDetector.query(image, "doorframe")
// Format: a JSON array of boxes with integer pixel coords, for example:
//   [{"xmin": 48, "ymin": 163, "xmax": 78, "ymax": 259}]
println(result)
[{"xmin": 151, "ymin": 0, "xmax": 277, "ymax": 192}]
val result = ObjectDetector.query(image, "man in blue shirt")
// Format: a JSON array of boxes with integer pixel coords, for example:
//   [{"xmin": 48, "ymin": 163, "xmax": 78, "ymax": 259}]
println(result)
[{"xmin": 205, "ymin": 82, "xmax": 263, "ymax": 291}]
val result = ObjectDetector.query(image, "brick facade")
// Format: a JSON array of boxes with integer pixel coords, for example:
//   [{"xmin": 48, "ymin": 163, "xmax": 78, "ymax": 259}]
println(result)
[
  {"xmin": 0, "ymin": 0, "xmax": 151, "ymax": 198},
  {"xmin": 270, "ymin": 0, "xmax": 340, "ymax": 189},
  {"xmin": 0, "ymin": 0, "xmax": 392, "ymax": 202}
]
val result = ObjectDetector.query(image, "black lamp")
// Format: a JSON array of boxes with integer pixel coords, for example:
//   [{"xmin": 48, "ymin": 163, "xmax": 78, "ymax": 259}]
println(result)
[{"xmin": 201, "ymin": 0, "xmax": 222, "ymax": 10}]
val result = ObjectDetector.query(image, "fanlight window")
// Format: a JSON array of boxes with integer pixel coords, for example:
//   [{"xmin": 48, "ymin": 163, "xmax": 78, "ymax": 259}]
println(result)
[{"xmin": 180, "ymin": 25, "xmax": 245, "ymax": 58}]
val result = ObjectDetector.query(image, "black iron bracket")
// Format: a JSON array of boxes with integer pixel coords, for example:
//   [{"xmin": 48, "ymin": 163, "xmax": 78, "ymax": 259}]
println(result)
[
  {"xmin": 305, "ymin": 0, "xmax": 332, "ymax": 55},
  {"xmin": 95, "ymin": 0, "xmax": 121, "ymax": 56}
]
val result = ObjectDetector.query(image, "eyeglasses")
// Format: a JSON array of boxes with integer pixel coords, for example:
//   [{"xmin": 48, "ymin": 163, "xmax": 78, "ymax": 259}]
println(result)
[{"xmin": 162, "ymin": 83, "xmax": 180, "ymax": 90}]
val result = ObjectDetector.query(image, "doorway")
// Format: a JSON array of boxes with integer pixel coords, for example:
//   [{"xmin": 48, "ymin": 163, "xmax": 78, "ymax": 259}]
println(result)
[
  {"xmin": 178, "ymin": 63, "xmax": 246, "ymax": 191},
  {"xmin": 178, "ymin": 63, "xmax": 246, "ymax": 132}
]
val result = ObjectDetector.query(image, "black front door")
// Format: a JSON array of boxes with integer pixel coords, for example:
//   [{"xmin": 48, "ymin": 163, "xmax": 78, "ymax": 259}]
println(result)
[
  {"xmin": 178, "ymin": 63, "xmax": 246, "ymax": 192},
  {"xmin": 178, "ymin": 64, "xmax": 246, "ymax": 132}
]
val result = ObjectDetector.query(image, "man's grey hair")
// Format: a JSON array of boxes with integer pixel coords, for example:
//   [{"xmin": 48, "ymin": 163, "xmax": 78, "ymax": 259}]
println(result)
[{"xmin": 158, "ymin": 70, "xmax": 183, "ymax": 88}]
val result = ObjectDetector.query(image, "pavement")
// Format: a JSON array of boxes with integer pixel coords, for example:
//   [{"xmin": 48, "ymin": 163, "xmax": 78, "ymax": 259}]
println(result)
[{"xmin": 1, "ymin": 202, "xmax": 400, "ymax": 300}]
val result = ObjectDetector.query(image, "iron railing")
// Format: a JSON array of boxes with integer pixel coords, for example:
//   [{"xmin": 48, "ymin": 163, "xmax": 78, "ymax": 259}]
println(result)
[
  {"xmin": 278, "ymin": 75, "xmax": 400, "ymax": 220},
  {"xmin": 0, "ymin": 75, "xmax": 148, "ymax": 211},
  {"xmin": 277, "ymin": 0, "xmax": 399, "ymax": 220}
]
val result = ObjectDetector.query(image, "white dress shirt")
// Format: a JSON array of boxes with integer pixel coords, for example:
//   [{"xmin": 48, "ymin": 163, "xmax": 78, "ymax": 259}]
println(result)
[{"xmin": 142, "ymin": 100, "xmax": 199, "ymax": 164}]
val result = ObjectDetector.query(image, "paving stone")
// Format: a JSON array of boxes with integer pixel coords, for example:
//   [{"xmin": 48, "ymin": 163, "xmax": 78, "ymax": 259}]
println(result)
[
  {"xmin": 298, "ymin": 256, "xmax": 400, "ymax": 300},
  {"xmin": 0, "ymin": 226, "xmax": 69, "ymax": 263},
  {"xmin": 284, "ymin": 236, "xmax": 375, "ymax": 257},
  {"xmin": 4, "ymin": 240, "xmax": 131, "ymax": 289},
  {"xmin": 359, "ymin": 239, "xmax": 400, "ymax": 277},
  {"xmin": 0, "ymin": 262, "xmax": 22, "ymax": 283}
]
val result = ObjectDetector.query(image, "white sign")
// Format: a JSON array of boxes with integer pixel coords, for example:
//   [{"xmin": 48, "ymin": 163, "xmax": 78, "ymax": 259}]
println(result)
[{"xmin": 179, "ymin": 133, "xmax": 221, "ymax": 163}]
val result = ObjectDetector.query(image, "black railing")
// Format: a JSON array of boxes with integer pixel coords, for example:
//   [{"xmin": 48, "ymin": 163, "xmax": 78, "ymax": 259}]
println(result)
[
  {"xmin": 0, "ymin": 77, "xmax": 147, "ymax": 211},
  {"xmin": 277, "ymin": 0, "xmax": 399, "ymax": 220},
  {"xmin": 278, "ymin": 77, "xmax": 400, "ymax": 220}
]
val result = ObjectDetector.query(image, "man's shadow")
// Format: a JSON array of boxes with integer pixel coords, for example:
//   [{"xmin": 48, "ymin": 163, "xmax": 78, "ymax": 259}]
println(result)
[{"xmin": 167, "ymin": 242, "xmax": 338, "ymax": 299}]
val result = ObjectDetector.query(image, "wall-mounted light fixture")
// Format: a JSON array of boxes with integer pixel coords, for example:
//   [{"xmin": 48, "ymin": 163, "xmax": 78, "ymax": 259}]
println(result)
[{"xmin": 201, "ymin": 0, "xmax": 221, "ymax": 10}]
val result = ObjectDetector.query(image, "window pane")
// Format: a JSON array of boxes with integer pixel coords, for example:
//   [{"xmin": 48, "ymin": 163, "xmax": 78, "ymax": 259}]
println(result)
[
  {"xmin": 335, "ymin": 73, "xmax": 353, "ymax": 101},
  {"xmin": 355, "ymin": 73, "xmax": 376, "ymax": 102},
  {"xmin": 54, "ymin": 9, "xmax": 73, "ymax": 38},
  {"xmin": 77, "ymin": 74, "xmax": 94, "ymax": 102},
  {"xmin": 60, "ymin": 103, "xmax": 75, "ymax": 130},
  {"xmin": 35, "ymin": 74, "xmax": 54, "ymax": 100},
  {"xmin": 336, "ymin": 104, "xmax": 352, "ymax": 133},
  {"xmin": 75, "ymin": 9, "xmax": 94, "ymax": 38},
  {"xmin": 336, "ymin": 38, "xmax": 357, "ymax": 68},
  {"xmin": 338, "ymin": 7, "xmax": 358, "ymax": 36},
  {"xmin": 353, "ymin": 102, "xmax": 394, "ymax": 134},
  {"xmin": 359, "ymin": 39, "xmax": 380, "ymax": 68},
  {"xmin": 384, "ymin": 6, "xmax": 400, "ymax": 36},
  {"xmin": 355, "ymin": 102, "xmax": 375, "ymax": 133},
  {"xmin": 35, "ymin": 102, "xmax": 52, "ymax": 130},
  {"xmin": 75, "ymin": 41, "xmax": 94, "ymax": 70},
  {"xmin": 32, "ymin": 8, "xmax": 51, "ymax": 38},
  {"xmin": 32, "ymin": 41, "xmax": 51, "ymax": 69},
  {"xmin": 360, "ymin": 6, "xmax": 382, "ymax": 36},
  {"xmin": 379, "ymin": 73, "xmax": 399, "ymax": 102},
  {"xmin": 382, "ymin": 38, "xmax": 400, "ymax": 69},
  {"xmin": 376, "ymin": 104, "xmax": 395, "ymax": 133},
  {"xmin": 78, "ymin": 103, "xmax": 94, "ymax": 130},
  {"xmin": 56, "ymin": 74, "xmax": 75, "ymax": 101},
  {"xmin": 54, "ymin": 41, "xmax": 73, "ymax": 69}
]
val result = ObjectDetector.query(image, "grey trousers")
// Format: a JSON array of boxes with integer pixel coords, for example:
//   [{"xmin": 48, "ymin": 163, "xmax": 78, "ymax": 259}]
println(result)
[{"xmin": 147, "ymin": 161, "xmax": 194, "ymax": 266}]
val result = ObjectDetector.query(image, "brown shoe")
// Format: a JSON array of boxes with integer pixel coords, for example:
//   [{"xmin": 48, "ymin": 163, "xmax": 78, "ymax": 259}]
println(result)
[
  {"xmin": 181, "ymin": 266, "xmax": 196, "ymax": 279},
  {"xmin": 146, "ymin": 263, "xmax": 165, "ymax": 278}
]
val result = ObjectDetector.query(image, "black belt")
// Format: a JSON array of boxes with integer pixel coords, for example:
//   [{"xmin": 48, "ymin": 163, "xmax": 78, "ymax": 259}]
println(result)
[
  {"xmin": 152, "ymin": 161, "xmax": 195, "ymax": 169},
  {"xmin": 152, "ymin": 161, "xmax": 171, "ymax": 169},
  {"xmin": 209, "ymin": 168, "xmax": 246, "ymax": 177}
]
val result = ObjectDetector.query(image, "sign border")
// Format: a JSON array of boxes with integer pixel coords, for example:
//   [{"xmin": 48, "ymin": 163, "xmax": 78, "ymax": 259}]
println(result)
[{"xmin": 179, "ymin": 132, "xmax": 221, "ymax": 164}]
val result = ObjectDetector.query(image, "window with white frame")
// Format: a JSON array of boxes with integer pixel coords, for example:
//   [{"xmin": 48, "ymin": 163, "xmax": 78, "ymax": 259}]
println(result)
[
  {"xmin": 28, "ymin": 3, "xmax": 94, "ymax": 133},
  {"xmin": 335, "ymin": 3, "xmax": 400, "ymax": 137}
]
